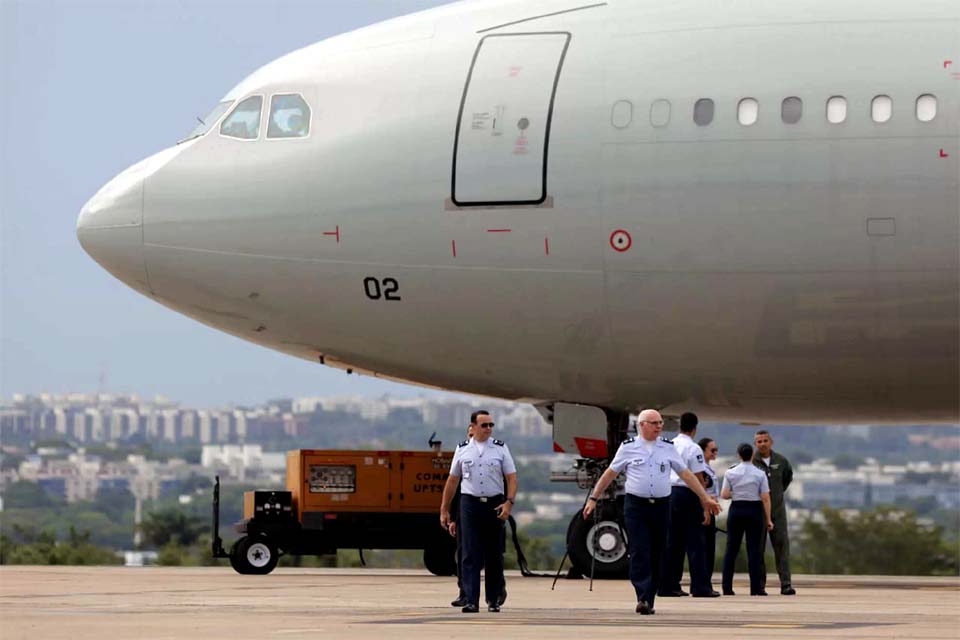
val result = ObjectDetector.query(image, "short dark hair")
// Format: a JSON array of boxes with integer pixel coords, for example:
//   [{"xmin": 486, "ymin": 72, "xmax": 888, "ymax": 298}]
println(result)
[
  {"xmin": 470, "ymin": 410, "xmax": 490, "ymax": 424},
  {"xmin": 737, "ymin": 443, "xmax": 754, "ymax": 461},
  {"xmin": 755, "ymin": 429, "xmax": 770, "ymax": 437},
  {"xmin": 679, "ymin": 412, "xmax": 699, "ymax": 433},
  {"xmin": 698, "ymin": 437, "xmax": 714, "ymax": 452}
]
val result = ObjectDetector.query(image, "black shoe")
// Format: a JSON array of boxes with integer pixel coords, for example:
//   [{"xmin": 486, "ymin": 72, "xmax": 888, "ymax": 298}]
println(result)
[
  {"xmin": 487, "ymin": 604, "xmax": 501, "ymax": 612},
  {"xmin": 486, "ymin": 589, "xmax": 507, "ymax": 607},
  {"xmin": 657, "ymin": 589, "xmax": 689, "ymax": 597},
  {"xmin": 461, "ymin": 604, "xmax": 479, "ymax": 613},
  {"xmin": 781, "ymin": 586, "xmax": 796, "ymax": 596},
  {"xmin": 451, "ymin": 595, "xmax": 469, "ymax": 607},
  {"xmin": 751, "ymin": 591, "xmax": 768, "ymax": 596},
  {"xmin": 722, "ymin": 589, "xmax": 735, "ymax": 596},
  {"xmin": 636, "ymin": 601, "xmax": 656, "ymax": 615},
  {"xmin": 692, "ymin": 590, "xmax": 721, "ymax": 598}
]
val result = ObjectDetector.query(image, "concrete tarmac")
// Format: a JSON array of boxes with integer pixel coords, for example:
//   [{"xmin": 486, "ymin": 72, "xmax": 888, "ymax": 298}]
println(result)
[{"xmin": 1, "ymin": 567, "xmax": 958, "ymax": 640}]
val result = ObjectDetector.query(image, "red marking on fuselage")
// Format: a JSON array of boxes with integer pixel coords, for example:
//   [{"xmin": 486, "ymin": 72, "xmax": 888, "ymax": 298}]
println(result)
[
  {"xmin": 544, "ymin": 237, "xmax": 550, "ymax": 255},
  {"xmin": 574, "ymin": 437, "xmax": 608, "ymax": 459},
  {"xmin": 940, "ymin": 148, "xmax": 950, "ymax": 158},
  {"xmin": 323, "ymin": 225, "xmax": 340, "ymax": 243},
  {"xmin": 451, "ymin": 240, "xmax": 457, "ymax": 257},
  {"xmin": 487, "ymin": 229, "xmax": 512, "ymax": 233},
  {"xmin": 553, "ymin": 442, "xmax": 566, "ymax": 453},
  {"xmin": 945, "ymin": 60, "xmax": 954, "ymax": 69}
]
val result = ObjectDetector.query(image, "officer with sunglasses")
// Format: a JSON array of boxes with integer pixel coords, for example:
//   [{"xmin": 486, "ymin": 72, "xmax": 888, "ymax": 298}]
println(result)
[{"xmin": 440, "ymin": 410, "xmax": 517, "ymax": 613}]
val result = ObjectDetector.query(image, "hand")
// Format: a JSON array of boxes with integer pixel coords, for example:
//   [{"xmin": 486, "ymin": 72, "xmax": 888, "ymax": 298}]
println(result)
[
  {"xmin": 447, "ymin": 521, "xmax": 457, "ymax": 537},
  {"xmin": 582, "ymin": 499, "xmax": 596, "ymax": 520},
  {"xmin": 440, "ymin": 510, "xmax": 451, "ymax": 530},
  {"xmin": 702, "ymin": 508, "xmax": 711, "ymax": 526},
  {"xmin": 494, "ymin": 501, "xmax": 511, "ymax": 521},
  {"xmin": 767, "ymin": 520, "xmax": 774, "ymax": 531},
  {"xmin": 701, "ymin": 495, "xmax": 721, "ymax": 515}
]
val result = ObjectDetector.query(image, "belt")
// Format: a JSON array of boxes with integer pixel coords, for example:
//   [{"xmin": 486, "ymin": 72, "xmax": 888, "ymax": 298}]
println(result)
[
  {"xmin": 464, "ymin": 494, "xmax": 503, "ymax": 503},
  {"xmin": 628, "ymin": 494, "xmax": 669, "ymax": 504}
]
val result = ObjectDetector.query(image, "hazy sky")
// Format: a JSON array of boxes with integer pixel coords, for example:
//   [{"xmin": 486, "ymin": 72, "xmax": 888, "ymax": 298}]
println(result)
[{"xmin": 0, "ymin": 0, "xmax": 459, "ymax": 407}]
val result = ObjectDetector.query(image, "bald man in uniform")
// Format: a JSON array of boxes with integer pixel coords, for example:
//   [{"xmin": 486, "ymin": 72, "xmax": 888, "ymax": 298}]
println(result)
[{"xmin": 583, "ymin": 409, "xmax": 721, "ymax": 615}]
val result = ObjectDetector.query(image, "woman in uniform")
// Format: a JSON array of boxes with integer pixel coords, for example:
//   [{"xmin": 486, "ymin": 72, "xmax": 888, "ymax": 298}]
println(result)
[
  {"xmin": 698, "ymin": 437, "xmax": 720, "ymax": 589},
  {"xmin": 720, "ymin": 443, "xmax": 773, "ymax": 596}
]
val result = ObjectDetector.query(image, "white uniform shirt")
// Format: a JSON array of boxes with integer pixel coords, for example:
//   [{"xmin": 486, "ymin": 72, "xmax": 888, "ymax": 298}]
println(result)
[
  {"xmin": 703, "ymin": 462, "xmax": 719, "ymax": 498},
  {"xmin": 449, "ymin": 437, "xmax": 516, "ymax": 497},
  {"xmin": 609, "ymin": 437, "xmax": 686, "ymax": 498},
  {"xmin": 669, "ymin": 433, "xmax": 707, "ymax": 486},
  {"xmin": 721, "ymin": 462, "xmax": 770, "ymax": 501}
]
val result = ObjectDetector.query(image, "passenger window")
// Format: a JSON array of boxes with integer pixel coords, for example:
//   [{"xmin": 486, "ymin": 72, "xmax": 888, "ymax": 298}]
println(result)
[
  {"xmin": 268, "ymin": 94, "xmax": 311, "ymax": 138},
  {"xmin": 826, "ymin": 96, "xmax": 847, "ymax": 124},
  {"xmin": 220, "ymin": 96, "xmax": 263, "ymax": 140},
  {"xmin": 781, "ymin": 97, "xmax": 802, "ymax": 124},
  {"xmin": 650, "ymin": 99, "xmax": 671, "ymax": 127},
  {"xmin": 738, "ymin": 98, "xmax": 759, "ymax": 126},
  {"xmin": 693, "ymin": 99, "xmax": 714, "ymax": 126},
  {"xmin": 871, "ymin": 95, "xmax": 892, "ymax": 123},
  {"xmin": 916, "ymin": 94, "xmax": 937, "ymax": 122}
]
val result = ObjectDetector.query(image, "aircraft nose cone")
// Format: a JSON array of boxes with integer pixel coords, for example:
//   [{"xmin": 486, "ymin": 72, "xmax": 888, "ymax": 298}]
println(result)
[{"xmin": 77, "ymin": 168, "xmax": 151, "ymax": 294}]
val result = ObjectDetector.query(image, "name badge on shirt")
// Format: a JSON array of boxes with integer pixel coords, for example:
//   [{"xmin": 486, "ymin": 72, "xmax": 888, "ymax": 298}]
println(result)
[
  {"xmin": 631, "ymin": 457, "xmax": 646, "ymax": 466},
  {"xmin": 660, "ymin": 463, "xmax": 666, "ymax": 473},
  {"xmin": 463, "ymin": 460, "xmax": 472, "ymax": 479}
]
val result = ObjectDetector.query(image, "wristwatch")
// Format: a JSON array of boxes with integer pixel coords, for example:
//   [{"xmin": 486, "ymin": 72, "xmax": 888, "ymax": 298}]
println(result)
[
  {"xmin": 506, "ymin": 497, "xmax": 516, "ymax": 504},
  {"xmin": 588, "ymin": 496, "xmax": 599, "ymax": 502}
]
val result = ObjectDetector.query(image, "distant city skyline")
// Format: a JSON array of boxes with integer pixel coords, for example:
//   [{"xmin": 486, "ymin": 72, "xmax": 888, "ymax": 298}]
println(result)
[{"xmin": 1, "ymin": 0, "xmax": 455, "ymax": 407}]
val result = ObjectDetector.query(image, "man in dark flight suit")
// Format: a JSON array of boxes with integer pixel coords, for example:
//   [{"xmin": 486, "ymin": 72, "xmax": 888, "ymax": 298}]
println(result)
[{"xmin": 753, "ymin": 429, "xmax": 796, "ymax": 596}]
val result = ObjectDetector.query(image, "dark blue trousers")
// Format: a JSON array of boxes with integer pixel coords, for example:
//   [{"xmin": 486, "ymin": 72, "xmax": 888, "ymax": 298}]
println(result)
[
  {"xmin": 703, "ymin": 513, "xmax": 717, "ymax": 587},
  {"xmin": 722, "ymin": 501, "xmax": 765, "ymax": 594},
  {"xmin": 624, "ymin": 494, "xmax": 670, "ymax": 608},
  {"xmin": 459, "ymin": 494, "xmax": 505, "ymax": 607},
  {"xmin": 662, "ymin": 486, "xmax": 711, "ymax": 595}
]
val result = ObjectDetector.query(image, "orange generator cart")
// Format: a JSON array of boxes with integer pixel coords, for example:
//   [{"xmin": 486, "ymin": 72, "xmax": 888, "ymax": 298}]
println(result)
[{"xmin": 213, "ymin": 448, "xmax": 456, "ymax": 575}]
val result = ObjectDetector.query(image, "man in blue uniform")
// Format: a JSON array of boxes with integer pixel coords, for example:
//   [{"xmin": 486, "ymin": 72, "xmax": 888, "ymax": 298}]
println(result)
[
  {"xmin": 660, "ymin": 412, "xmax": 717, "ymax": 598},
  {"xmin": 448, "ymin": 422, "xmax": 474, "ymax": 608},
  {"xmin": 583, "ymin": 409, "xmax": 720, "ymax": 615},
  {"xmin": 440, "ymin": 410, "xmax": 517, "ymax": 613}
]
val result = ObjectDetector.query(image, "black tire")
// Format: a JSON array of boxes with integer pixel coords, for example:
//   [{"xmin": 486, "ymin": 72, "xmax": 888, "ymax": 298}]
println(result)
[
  {"xmin": 566, "ymin": 506, "xmax": 629, "ymax": 579},
  {"xmin": 423, "ymin": 536, "xmax": 457, "ymax": 576},
  {"xmin": 233, "ymin": 535, "xmax": 279, "ymax": 575},
  {"xmin": 229, "ymin": 540, "xmax": 249, "ymax": 574}
]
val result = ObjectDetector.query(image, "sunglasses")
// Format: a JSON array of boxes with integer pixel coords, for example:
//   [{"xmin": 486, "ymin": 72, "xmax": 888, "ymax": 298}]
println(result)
[{"xmin": 478, "ymin": 422, "xmax": 495, "ymax": 428}]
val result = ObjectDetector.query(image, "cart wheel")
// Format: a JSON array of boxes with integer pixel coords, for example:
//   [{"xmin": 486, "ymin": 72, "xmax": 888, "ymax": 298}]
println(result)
[
  {"xmin": 229, "ymin": 540, "xmax": 249, "ymax": 574},
  {"xmin": 234, "ymin": 535, "xmax": 279, "ymax": 575},
  {"xmin": 423, "ymin": 540, "xmax": 456, "ymax": 576}
]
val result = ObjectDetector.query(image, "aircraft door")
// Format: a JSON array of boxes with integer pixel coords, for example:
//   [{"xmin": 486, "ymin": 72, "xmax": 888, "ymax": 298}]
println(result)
[{"xmin": 452, "ymin": 32, "xmax": 571, "ymax": 206}]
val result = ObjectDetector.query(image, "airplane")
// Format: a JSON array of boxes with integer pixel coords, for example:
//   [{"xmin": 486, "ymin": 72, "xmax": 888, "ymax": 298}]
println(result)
[{"xmin": 77, "ymin": 0, "xmax": 959, "ymax": 575}]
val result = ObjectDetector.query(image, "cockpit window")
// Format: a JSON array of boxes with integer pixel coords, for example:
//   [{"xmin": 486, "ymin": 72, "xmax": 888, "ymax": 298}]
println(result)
[
  {"xmin": 181, "ymin": 100, "xmax": 233, "ymax": 143},
  {"xmin": 267, "ymin": 94, "xmax": 311, "ymax": 139},
  {"xmin": 220, "ymin": 96, "xmax": 263, "ymax": 140}
]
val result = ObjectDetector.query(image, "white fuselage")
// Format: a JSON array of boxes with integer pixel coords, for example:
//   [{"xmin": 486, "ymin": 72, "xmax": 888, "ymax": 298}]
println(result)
[{"xmin": 78, "ymin": 0, "xmax": 960, "ymax": 424}]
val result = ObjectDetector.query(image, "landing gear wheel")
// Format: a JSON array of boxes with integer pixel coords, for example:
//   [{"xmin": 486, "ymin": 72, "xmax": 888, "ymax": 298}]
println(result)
[
  {"xmin": 232, "ymin": 535, "xmax": 279, "ymax": 575},
  {"xmin": 566, "ymin": 507, "xmax": 629, "ymax": 579},
  {"xmin": 423, "ymin": 537, "xmax": 457, "ymax": 576}
]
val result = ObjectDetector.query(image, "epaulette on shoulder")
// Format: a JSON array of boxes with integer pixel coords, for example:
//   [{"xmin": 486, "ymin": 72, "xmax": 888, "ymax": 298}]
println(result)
[
  {"xmin": 659, "ymin": 436, "xmax": 673, "ymax": 444},
  {"xmin": 622, "ymin": 437, "xmax": 635, "ymax": 444},
  {"xmin": 457, "ymin": 439, "xmax": 469, "ymax": 447},
  {"xmin": 492, "ymin": 438, "xmax": 505, "ymax": 446}
]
